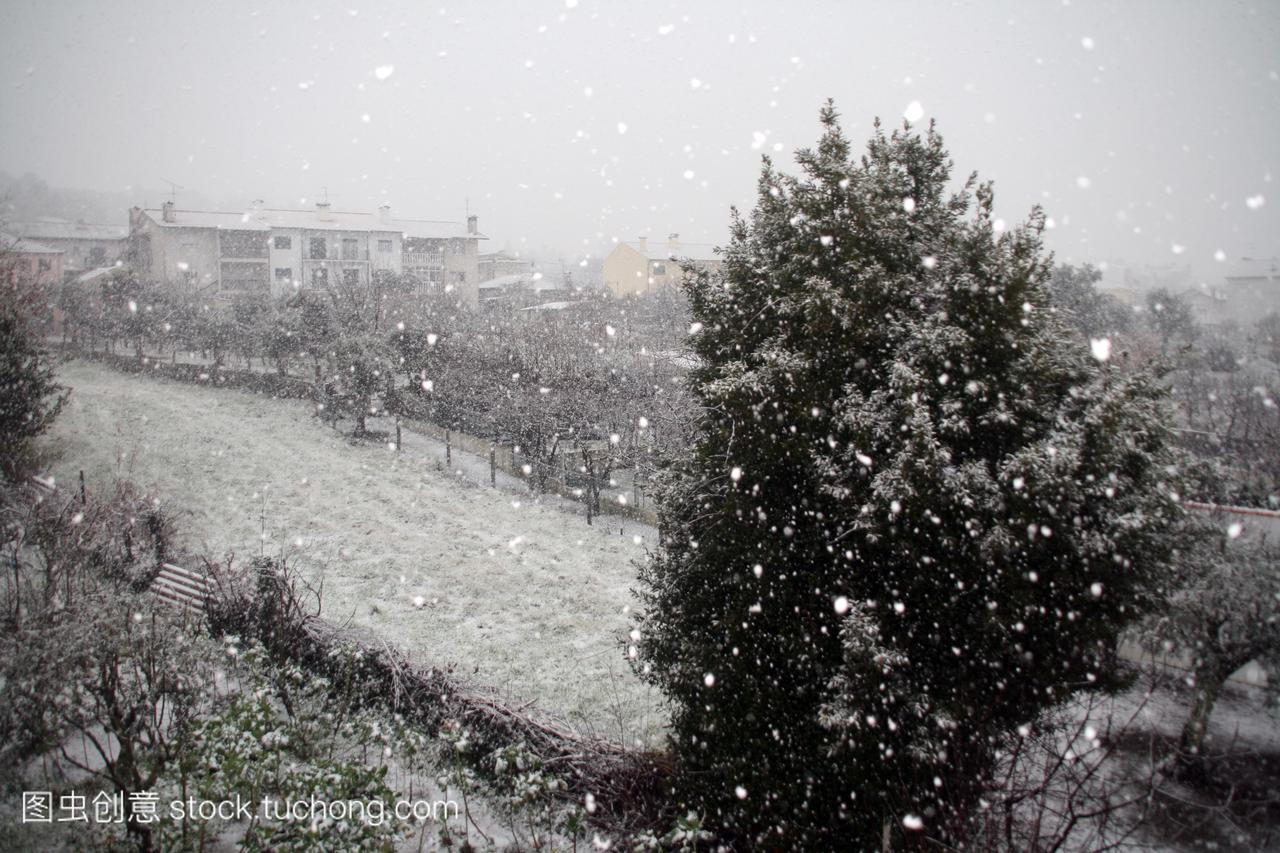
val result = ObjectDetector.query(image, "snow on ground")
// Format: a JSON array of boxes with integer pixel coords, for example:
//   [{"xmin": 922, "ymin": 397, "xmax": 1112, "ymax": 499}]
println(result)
[
  {"xmin": 48, "ymin": 359, "xmax": 667, "ymax": 746},
  {"xmin": 1038, "ymin": 672, "xmax": 1280, "ymax": 851}
]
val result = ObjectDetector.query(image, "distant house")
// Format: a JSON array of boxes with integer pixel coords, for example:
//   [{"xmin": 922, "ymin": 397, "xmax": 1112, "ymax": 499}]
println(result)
[
  {"xmin": 127, "ymin": 202, "xmax": 487, "ymax": 305},
  {"xmin": 1, "ymin": 232, "xmax": 64, "ymax": 286},
  {"xmin": 1169, "ymin": 257, "xmax": 1280, "ymax": 330},
  {"xmin": 478, "ymin": 249, "xmax": 534, "ymax": 282},
  {"xmin": 1220, "ymin": 257, "xmax": 1280, "ymax": 325},
  {"xmin": 602, "ymin": 234, "xmax": 721, "ymax": 298},
  {"xmin": 477, "ymin": 271, "xmax": 571, "ymax": 306},
  {"xmin": 6, "ymin": 219, "xmax": 127, "ymax": 272}
]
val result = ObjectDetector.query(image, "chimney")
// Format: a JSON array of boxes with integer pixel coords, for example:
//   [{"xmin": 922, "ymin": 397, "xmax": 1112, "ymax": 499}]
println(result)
[
  {"xmin": 467, "ymin": 214, "xmax": 478, "ymax": 235},
  {"xmin": 378, "ymin": 203, "xmax": 392, "ymax": 222},
  {"xmin": 668, "ymin": 232, "xmax": 680, "ymax": 254},
  {"xmin": 316, "ymin": 200, "xmax": 333, "ymax": 222},
  {"xmin": 637, "ymin": 235, "xmax": 648, "ymax": 254},
  {"xmin": 161, "ymin": 201, "xmax": 176, "ymax": 223}
]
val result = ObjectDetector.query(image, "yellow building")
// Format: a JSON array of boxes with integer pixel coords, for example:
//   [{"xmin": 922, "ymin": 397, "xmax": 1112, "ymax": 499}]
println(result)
[{"xmin": 602, "ymin": 234, "xmax": 721, "ymax": 298}]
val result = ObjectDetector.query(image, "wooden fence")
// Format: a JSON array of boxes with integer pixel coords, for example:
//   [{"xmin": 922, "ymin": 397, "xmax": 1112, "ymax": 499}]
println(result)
[{"xmin": 148, "ymin": 562, "xmax": 210, "ymax": 614}]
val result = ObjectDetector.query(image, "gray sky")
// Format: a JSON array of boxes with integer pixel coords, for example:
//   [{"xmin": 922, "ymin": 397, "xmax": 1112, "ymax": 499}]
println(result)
[{"xmin": 1, "ymin": 0, "xmax": 1276, "ymax": 272}]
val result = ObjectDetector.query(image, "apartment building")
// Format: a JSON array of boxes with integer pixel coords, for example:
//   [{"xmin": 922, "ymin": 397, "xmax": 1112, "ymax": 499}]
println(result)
[{"xmin": 127, "ymin": 202, "xmax": 486, "ymax": 304}]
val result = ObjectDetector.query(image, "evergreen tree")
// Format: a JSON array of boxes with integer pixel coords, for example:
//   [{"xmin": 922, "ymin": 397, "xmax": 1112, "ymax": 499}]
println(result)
[
  {"xmin": 0, "ymin": 277, "xmax": 68, "ymax": 479},
  {"xmin": 633, "ymin": 104, "xmax": 1188, "ymax": 847}
]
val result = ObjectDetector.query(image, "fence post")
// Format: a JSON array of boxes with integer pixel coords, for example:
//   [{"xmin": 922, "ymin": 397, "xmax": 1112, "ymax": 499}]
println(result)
[
  {"xmin": 446, "ymin": 430, "xmax": 452, "ymax": 468},
  {"xmin": 79, "ymin": 470, "xmax": 87, "ymax": 505},
  {"xmin": 395, "ymin": 418, "xmax": 402, "ymax": 452},
  {"xmin": 489, "ymin": 444, "xmax": 497, "ymax": 486}
]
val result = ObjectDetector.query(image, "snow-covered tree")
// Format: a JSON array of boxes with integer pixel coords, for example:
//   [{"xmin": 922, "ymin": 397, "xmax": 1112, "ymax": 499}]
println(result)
[
  {"xmin": 1046, "ymin": 263, "xmax": 1132, "ymax": 341},
  {"xmin": 1143, "ymin": 521, "xmax": 1280, "ymax": 773},
  {"xmin": 0, "ymin": 273, "xmax": 68, "ymax": 479},
  {"xmin": 1145, "ymin": 287, "xmax": 1198, "ymax": 356},
  {"xmin": 632, "ymin": 104, "xmax": 1190, "ymax": 847},
  {"xmin": 325, "ymin": 332, "xmax": 395, "ymax": 436}
]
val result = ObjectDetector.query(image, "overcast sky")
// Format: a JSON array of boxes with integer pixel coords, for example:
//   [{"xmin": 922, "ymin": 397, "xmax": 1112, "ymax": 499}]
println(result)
[{"xmin": 1, "ymin": 0, "xmax": 1276, "ymax": 272}]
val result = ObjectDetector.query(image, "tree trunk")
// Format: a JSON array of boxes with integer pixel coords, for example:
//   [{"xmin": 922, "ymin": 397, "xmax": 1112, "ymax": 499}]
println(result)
[{"xmin": 1177, "ymin": 655, "xmax": 1240, "ymax": 780}]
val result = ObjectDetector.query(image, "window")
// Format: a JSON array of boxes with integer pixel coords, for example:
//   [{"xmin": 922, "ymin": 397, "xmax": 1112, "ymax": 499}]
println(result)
[
  {"xmin": 406, "ymin": 268, "xmax": 443, "ymax": 285},
  {"xmin": 378, "ymin": 239, "xmax": 393, "ymax": 253},
  {"xmin": 342, "ymin": 268, "xmax": 360, "ymax": 287},
  {"xmin": 220, "ymin": 261, "xmax": 269, "ymax": 292},
  {"xmin": 451, "ymin": 271, "xmax": 467, "ymax": 283},
  {"xmin": 274, "ymin": 236, "xmax": 292, "ymax": 250},
  {"xmin": 274, "ymin": 267, "xmax": 292, "ymax": 281},
  {"xmin": 342, "ymin": 238, "xmax": 359, "ymax": 259},
  {"xmin": 89, "ymin": 246, "xmax": 106, "ymax": 266},
  {"xmin": 310, "ymin": 237, "xmax": 327, "ymax": 259},
  {"xmin": 37, "ymin": 258, "xmax": 52, "ymax": 272},
  {"xmin": 311, "ymin": 267, "xmax": 328, "ymax": 286},
  {"xmin": 220, "ymin": 230, "xmax": 268, "ymax": 258},
  {"xmin": 651, "ymin": 262, "xmax": 666, "ymax": 276}
]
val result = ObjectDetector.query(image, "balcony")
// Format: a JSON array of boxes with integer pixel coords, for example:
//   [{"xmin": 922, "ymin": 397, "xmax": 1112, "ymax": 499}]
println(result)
[
  {"xmin": 403, "ymin": 252, "xmax": 443, "ymax": 267},
  {"xmin": 302, "ymin": 258, "xmax": 369, "ymax": 269},
  {"xmin": 306, "ymin": 250, "xmax": 369, "ymax": 262}
]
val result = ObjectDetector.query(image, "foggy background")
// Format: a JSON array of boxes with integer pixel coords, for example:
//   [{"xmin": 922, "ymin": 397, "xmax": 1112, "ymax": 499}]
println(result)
[{"xmin": 1, "ymin": 0, "xmax": 1276, "ymax": 271}]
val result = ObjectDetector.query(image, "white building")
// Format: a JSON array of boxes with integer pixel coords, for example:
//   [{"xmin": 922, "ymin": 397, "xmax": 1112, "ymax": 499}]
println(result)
[{"xmin": 127, "ymin": 201, "xmax": 486, "ymax": 305}]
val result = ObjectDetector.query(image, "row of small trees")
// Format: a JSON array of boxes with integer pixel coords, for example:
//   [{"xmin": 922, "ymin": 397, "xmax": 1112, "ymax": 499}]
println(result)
[{"xmin": 54, "ymin": 268, "xmax": 701, "ymax": 508}]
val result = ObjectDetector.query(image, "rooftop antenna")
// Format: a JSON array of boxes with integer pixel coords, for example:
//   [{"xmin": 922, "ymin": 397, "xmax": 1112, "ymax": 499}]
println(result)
[{"xmin": 159, "ymin": 177, "xmax": 183, "ymax": 204}]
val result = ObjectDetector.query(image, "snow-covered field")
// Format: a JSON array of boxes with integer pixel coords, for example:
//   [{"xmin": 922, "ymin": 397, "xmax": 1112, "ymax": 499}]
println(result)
[{"xmin": 48, "ymin": 359, "xmax": 667, "ymax": 745}]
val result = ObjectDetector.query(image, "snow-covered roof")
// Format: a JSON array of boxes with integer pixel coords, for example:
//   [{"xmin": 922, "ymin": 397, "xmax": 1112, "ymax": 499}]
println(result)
[
  {"xmin": 478, "ymin": 272, "xmax": 569, "ymax": 292},
  {"xmin": 9, "ymin": 220, "xmax": 127, "ymax": 241},
  {"xmin": 1, "ymin": 232, "xmax": 63, "ymax": 254},
  {"xmin": 392, "ymin": 217, "xmax": 486, "ymax": 240},
  {"xmin": 1224, "ymin": 257, "xmax": 1279, "ymax": 281},
  {"xmin": 520, "ymin": 300, "xmax": 582, "ymax": 311},
  {"xmin": 76, "ymin": 265, "xmax": 119, "ymax": 283},
  {"xmin": 139, "ymin": 208, "xmax": 272, "ymax": 231},
  {"xmin": 480, "ymin": 248, "xmax": 526, "ymax": 261},
  {"xmin": 137, "ymin": 207, "xmax": 486, "ymax": 239},
  {"xmin": 623, "ymin": 240, "xmax": 721, "ymax": 262}
]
